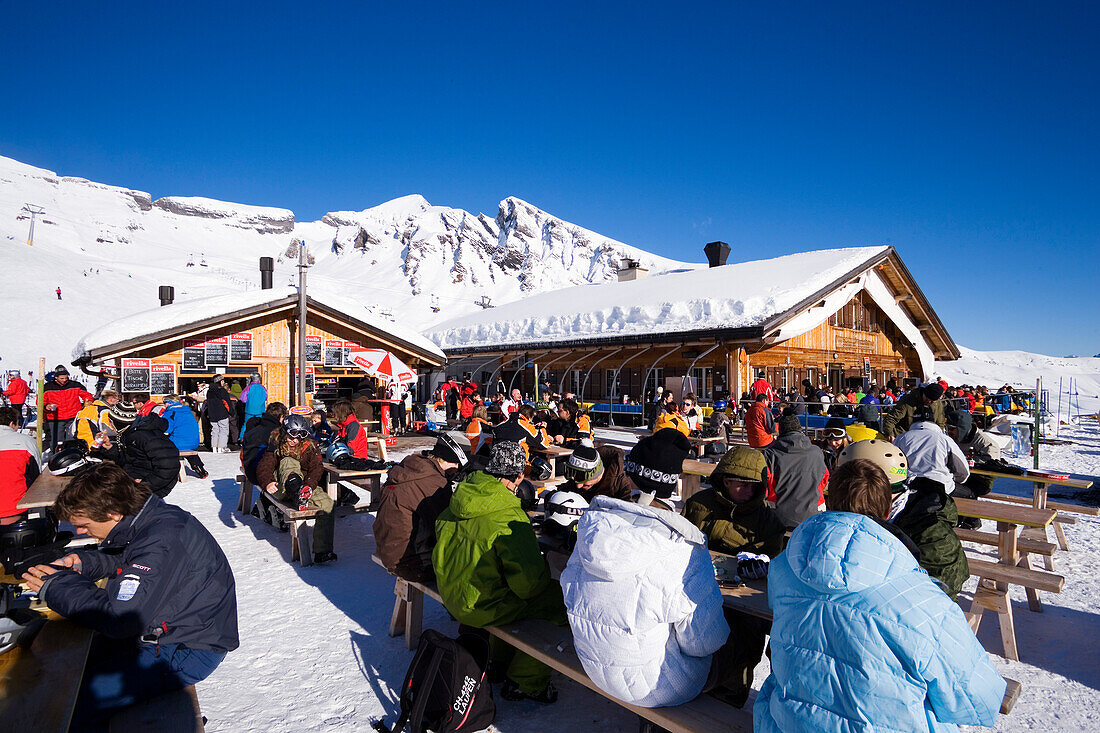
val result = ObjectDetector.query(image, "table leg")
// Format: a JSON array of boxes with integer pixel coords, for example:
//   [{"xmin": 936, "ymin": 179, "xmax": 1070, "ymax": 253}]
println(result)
[
  {"xmin": 404, "ymin": 585, "xmax": 424, "ymax": 650},
  {"xmin": 390, "ymin": 579, "xmax": 408, "ymax": 637}
]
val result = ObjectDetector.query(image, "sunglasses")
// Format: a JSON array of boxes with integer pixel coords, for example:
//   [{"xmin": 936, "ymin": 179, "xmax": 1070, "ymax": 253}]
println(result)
[{"xmin": 287, "ymin": 429, "xmax": 311, "ymax": 440}]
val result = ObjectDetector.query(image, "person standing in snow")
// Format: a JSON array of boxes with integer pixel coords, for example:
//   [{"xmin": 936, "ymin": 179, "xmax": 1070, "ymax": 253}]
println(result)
[
  {"xmin": 43, "ymin": 365, "xmax": 94, "ymax": 452},
  {"xmin": 238, "ymin": 374, "xmax": 267, "ymax": 441},
  {"xmin": 161, "ymin": 395, "xmax": 209, "ymax": 479},
  {"xmin": 3, "ymin": 370, "xmax": 30, "ymax": 425},
  {"xmin": 744, "ymin": 394, "xmax": 776, "ymax": 448},
  {"xmin": 56, "ymin": 286, "xmax": 62, "ymax": 300},
  {"xmin": 205, "ymin": 375, "xmax": 233, "ymax": 453}
]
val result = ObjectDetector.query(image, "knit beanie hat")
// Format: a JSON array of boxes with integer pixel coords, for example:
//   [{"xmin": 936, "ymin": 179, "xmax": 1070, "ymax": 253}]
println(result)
[
  {"xmin": 486, "ymin": 440, "xmax": 527, "ymax": 479},
  {"xmin": 713, "ymin": 446, "xmax": 768, "ymax": 483},
  {"xmin": 565, "ymin": 442, "xmax": 603, "ymax": 483},
  {"xmin": 922, "ymin": 383, "xmax": 944, "ymax": 400},
  {"xmin": 432, "ymin": 432, "xmax": 469, "ymax": 466},
  {"xmin": 624, "ymin": 428, "xmax": 690, "ymax": 498},
  {"xmin": 778, "ymin": 415, "xmax": 802, "ymax": 435},
  {"xmin": 822, "ymin": 417, "xmax": 847, "ymax": 439},
  {"xmin": 107, "ymin": 400, "xmax": 139, "ymax": 429},
  {"xmin": 54, "ymin": 365, "xmax": 70, "ymax": 376}
]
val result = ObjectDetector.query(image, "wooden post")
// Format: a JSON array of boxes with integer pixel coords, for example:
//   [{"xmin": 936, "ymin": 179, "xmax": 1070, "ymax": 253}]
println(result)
[
  {"xmin": 35, "ymin": 357, "xmax": 45, "ymax": 453},
  {"xmin": 1033, "ymin": 378, "xmax": 1041, "ymax": 469}
]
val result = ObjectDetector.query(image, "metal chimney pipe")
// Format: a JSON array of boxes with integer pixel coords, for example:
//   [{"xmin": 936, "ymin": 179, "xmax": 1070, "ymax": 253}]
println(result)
[
  {"xmin": 260, "ymin": 257, "xmax": 274, "ymax": 290},
  {"xmin": 704, "ymin": 241, "xmax": 731, "ymax": 268},
  {"xmin": 158, "ymin": 285, "xmax": 174, "ymax": 306}
]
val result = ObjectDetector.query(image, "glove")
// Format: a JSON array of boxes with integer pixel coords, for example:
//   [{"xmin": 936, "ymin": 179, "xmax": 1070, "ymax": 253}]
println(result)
[{"xmin": 736, "ymin": 552, "xmax": 770, "ymax": 580}]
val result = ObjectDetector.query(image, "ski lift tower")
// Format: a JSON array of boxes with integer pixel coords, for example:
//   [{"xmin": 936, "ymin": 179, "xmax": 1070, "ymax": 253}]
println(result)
[{"xmin": 476, "ymin": 295, "xmax": 493, "ymax": 309}]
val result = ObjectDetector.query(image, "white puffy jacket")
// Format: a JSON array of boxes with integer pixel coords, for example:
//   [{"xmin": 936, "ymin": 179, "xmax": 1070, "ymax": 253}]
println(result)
[{"xmin": 560, "ymin": 496, "xmax": 729, "ymax": 707}]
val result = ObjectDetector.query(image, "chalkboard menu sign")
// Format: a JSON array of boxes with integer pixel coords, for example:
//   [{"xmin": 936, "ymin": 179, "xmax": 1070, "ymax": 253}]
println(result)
[
  {"xmin": 121, "ymin": 358, "xmax": 151, "ymax": 392},
  {"xmin": 206, "ymin": 337, "xmax": 228, "ymax": 366},
  {"xmin": 324, "ymin": 339, "xmax": 344, "ymax": 367},
  {"xmin": 343, "ymin": 341, "xmax": 360, "ymax": 366},
  {"xmin": 230, "ymin": 332, "xmax": 253, "ymax": 362},
  {"xmin": 295, "ymin": 366, "xmax": 315, "ymax": 394},
  {"xmin": 305, "ymin": 335, "xmax": 322, "ymax": 363},
  {"xmin": 183, "ymin": 340, "xmax": 206, "ymax": 371},
  {"xmin": 151, "ymin": 363, "xmax": 176, "ymax": 395}
]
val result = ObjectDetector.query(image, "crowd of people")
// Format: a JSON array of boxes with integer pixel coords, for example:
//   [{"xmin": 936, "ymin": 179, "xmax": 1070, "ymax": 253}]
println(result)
[{"xmin": 1, "ymin": 362, "xmax": 1038, "ymax": 732}]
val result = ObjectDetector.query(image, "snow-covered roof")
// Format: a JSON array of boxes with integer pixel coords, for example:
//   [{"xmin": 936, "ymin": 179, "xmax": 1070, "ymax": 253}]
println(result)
[
  {"xmin": 426, "ymin": 246, "xmax": 892, "ymax": 351},
  {"xmin": 73, "ymin": 286, "xmax": 446, "ymax": 363}
]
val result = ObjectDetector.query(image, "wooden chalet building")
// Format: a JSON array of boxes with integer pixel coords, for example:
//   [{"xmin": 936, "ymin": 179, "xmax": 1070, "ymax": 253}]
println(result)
[
  {"xmin": 425, "ymin": 244, "xmax": 959, "ymax": 405},
  {"xmin": 72, "ymin": 285, "xmax": 445, "ymax": 407}
]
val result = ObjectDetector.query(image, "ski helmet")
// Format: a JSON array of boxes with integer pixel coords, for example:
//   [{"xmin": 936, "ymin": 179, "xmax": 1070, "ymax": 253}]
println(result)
[
  {"xmin": 529, "ymin": 456, "xmax": 553, "ymax": 481},
  {"xmin": 283, "ymin": 413, "xmax": 312, "ymax": 438},
  {"xmin": 0, "ymin": 514, "xmax": 57, "ymax": 551},
  {"xmin": 543, "ymin": 490, "xmax": 589, "ymax": 532},
  {"xmin": 837, "ymin": 439, "xmax": 908, "ymax": 486},
  {"xmin": 431, "ymin": 433, "xmax": 468, "ymax": 467},
  {"xmin": 324, "ymin": 441, "xmax": 351, "ymax": 463},
  {"xmin": 713, "ymin": 399, "xmax": 728, "ymax": 411},
  {"xmin": 48, "ymin": 447, "xmax": 95, "ymax": 476},
  {"xmin": 0, "ymin": 585, "xmax": 46, "ymax": 656}
]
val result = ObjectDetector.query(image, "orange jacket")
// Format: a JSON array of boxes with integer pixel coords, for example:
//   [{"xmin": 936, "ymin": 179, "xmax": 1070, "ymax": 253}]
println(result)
[{"xmin": 745, "ymin": 402, "xmax": 776, "ymax": 448}]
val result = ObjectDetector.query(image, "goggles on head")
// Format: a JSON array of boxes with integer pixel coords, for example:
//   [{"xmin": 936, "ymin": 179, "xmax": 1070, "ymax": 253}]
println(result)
[{"xmin": 287, "ymin": 429, "xmax": 311, "ymax": 440}]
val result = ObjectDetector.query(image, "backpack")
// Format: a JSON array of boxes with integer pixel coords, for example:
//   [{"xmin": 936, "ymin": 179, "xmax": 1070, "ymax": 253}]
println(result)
[{"xmin": 372, "ymin": 629, "xmax": 495, "ymax": 733}]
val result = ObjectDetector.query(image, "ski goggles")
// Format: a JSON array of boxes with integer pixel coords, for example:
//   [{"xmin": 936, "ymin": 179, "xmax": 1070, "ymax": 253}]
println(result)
[{"xmin": 286, "ymin": 429, "xmax": 311, "ymax": 440}]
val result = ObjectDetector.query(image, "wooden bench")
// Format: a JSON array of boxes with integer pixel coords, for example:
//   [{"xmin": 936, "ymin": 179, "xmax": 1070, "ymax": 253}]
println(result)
[
  {"xmin": 237, "ymin": 474, "xmax": 374, "ymax": 566},
  {"xmin": 109, "ymin": 685, "xmax": 204, "ymax": 732},
  {"xmin": 369, "ymin": 556, "xmax": 754, "ymax": 731},
  {"xmin": 964, "ymin": 557, "xmax": 1065, "ymax": 662},
  {"xmin": 178, "ymin": 450, "xmax": 199, "ymax": 482},
  {"xmin": 956, "ymin": 528, "xmax": 1056, "ymax": 558}
]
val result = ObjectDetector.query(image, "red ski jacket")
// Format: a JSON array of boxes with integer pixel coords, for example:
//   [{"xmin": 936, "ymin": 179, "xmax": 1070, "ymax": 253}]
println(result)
[
  {"xmin": 3, "ymin": 377, "xmax": 29, "ymax": 405},
  {"xmin": 337, "ymin": 413, "xmax": 372, "ymax": 458},
  {"xmin": 44, "ymin": 379, "xmax": 93, "ymax": 421}
]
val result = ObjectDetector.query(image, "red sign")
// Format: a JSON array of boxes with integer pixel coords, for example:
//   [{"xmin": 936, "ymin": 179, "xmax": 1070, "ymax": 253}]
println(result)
[
  {"xmin": 343, "ymin": 341, "xmax": 360, "ymax": 349},
  {"xmin": 230, "ymin": 332, "xmax": 252, "ymax": 341},
  {"xmin": 325, "ymin": 340, "xmax": 343, "ymax": 348},
  {"xmin": 122, "ymin": 358, "xmax": 151, "ymax": 369},
  {"xmin": 205, "ymin": 336, "xmax": 228, "ymax": 344},
  {"xmin": 306, "ymin": 335, "xmax": 322, "ymax": 344},
  {"xmin": 183, "ymin": 339, "xmax": 204, "ymax": 348},
  {"xmin": 151, "ymin": 363, "xmax": 174, "ymax": 373}
]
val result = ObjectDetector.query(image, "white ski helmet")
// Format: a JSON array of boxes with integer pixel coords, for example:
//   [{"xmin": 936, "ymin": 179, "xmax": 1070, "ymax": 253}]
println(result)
[{"xmin": 544, "ymin": 490, "xmax": 589, "ymax": 531}]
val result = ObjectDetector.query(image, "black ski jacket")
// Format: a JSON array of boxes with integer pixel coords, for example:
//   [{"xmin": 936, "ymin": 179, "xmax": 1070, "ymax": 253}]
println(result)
[
  {"xmin": 39, "ymin": 494, "xmax": 239, "ymax": 652},
  {"xmin": 241, "ymin": 415, "xmax": 281, "ymax": 484},
  {"xmin": 102, "ymin": 414, "xmax": 180, "ymax": 498}
]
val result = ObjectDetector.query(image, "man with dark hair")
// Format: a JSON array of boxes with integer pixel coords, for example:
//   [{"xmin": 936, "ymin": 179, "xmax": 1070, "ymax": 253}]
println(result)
[
  {"xmin": 493, "ymin": 403, "xmax": 548, "ymax": 460},
  {"xmin": 22, "ymin": 462, "xmax": 238, "ymax": 728},
  {"xmin": 882, "ymin": 382, "xmax": 947, "ymax": 438},
  {"xmin": 43, "ymin": 365, "xmax": 94, "ymax": 451},
  {"xmin": 97, "ymin": 412, "xmax": 181, "ymax": 498},
  {"xmin": 0, "ymin": 405, "xmax": 39, "ymax": 521},
  {"xmin": 744, "ymin": 393, "xmax": 776, "ymax": 448},
  {"xmin": 374, "ymin": 433, "xmax": 467, "ymax": 581}
]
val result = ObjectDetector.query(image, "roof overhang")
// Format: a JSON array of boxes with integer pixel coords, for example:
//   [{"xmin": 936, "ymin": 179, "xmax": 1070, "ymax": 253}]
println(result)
[{"xmin": 76, "ymin": 294, "xmax": 445, "ymax": 367}]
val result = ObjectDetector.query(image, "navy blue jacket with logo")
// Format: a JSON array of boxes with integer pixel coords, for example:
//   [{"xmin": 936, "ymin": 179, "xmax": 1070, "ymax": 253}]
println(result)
[{"xmin": 40, "ymin": 494, "xmax": 239, "ymax": 652}]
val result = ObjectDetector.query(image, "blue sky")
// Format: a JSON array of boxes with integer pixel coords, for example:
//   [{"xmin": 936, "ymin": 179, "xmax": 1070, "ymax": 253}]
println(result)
[{"xmin": 3, "ymin": 2, "xmax": 1098, "ymax": 355}]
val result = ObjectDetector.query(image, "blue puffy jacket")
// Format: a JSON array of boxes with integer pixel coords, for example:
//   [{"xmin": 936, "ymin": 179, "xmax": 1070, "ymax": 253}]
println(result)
[
  {"xmin": 754, "ymin": 511, "xmax": 1004, "ymax": 732},
  {"xmin": 161, "ymin": 400, "xmax": 201, "ymax": 451},
  {"xmin": 39, "ymin": 494, "xmax": 239, "ymax": 652},
  {"xmin": 241, "ymin": 383, "xmax": 268, "ymax": 417}
]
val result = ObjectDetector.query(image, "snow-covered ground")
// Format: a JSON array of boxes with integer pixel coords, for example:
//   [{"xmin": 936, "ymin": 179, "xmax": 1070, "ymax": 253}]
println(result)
[{"xmin": 163, "ymin": 421, "xmax": 1100, "ymax": 732}]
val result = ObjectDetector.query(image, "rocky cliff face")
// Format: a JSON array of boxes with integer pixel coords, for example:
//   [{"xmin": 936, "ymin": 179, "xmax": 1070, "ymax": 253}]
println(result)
[{"xmin": 153, "ymin": 196, "xmax": 295, "ymax": 234}]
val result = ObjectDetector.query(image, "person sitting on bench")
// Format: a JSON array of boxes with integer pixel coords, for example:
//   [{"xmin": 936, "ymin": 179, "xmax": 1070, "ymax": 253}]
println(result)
[
  {"xmin": 559, "ymin": 442, "xmax": 636, "ymax": 503},
  {"xmin": 754, "ymin": 458, "xmax": 1005, "ymax": 732},
  {"xmin": 432, "ymin": 440, "xmax": 568, "ymax": 704},
  {"xmin": 890, "ymin": 413, "xmax": 971, "ymax": 598},
  {"xmin": 681, "ymin": 445, "xmax": 785, "ymax": 706},
  {"xmin": 561, "ymin": 493, "xmax": 736, "ymax": 709},
  {"xmin": 374, "ymin": 433, "xmax": 467, "ymax": 582},
  {"xmin": 96, "ymin": 412, "xmax": 181, "ymax": 499},
  {"xmin": 22, "ymin": 462, "xmax": 238, "ymax": 731},
  {"xmin": 330, "ymin": 399, "xmax": 371, "ymax": 458},
  {"xmin": 492, "ymin": 404, "xmax": 548, "ymax": 461},
  {"xmin": 945, "ymin": 408, "xmax": 1015, "ymax": 507},
  {"xmin": 255, "ymin": 413, "xmax": 337, "ymax": 564}
]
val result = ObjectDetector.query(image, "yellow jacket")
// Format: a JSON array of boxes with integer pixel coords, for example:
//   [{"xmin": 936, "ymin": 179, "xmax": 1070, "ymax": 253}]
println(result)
[
  {"xmin": 846, "ymin": 423, "xmax": 885, "ymax": 442},
  {"xmin": 654, "ymin": 412, "xmax": 691, "ymax": 437},
  {"xmin": 75, "ymin": 400, "xmax": 115, "ymax": 446}
]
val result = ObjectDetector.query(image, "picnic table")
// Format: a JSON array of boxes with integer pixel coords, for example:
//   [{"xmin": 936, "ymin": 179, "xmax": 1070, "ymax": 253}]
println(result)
[
  {"xmin": 687, "ymin": 435, "xmax": 724, "ymax": 457},
  {"xmin": 954, "ymin": 497, "xmax": 1064, "ymax": 660},
  {"xmin": 321, "ymin": 462, "xmax": 386, "ymax": 504},
  {"xmin": 18, "ymin": 471, "xmax": 70, "ymax": 511},
  {"xmin": 969, "ymin": 467, "xmax": 1095, "ymax": 563},
  {"xmin": 533, "ymin": 445, "xmax": 573, "ymax": 478},
  {"xmin": 0, "ymin": 576, "xmax": 93, "ymax": 733}
]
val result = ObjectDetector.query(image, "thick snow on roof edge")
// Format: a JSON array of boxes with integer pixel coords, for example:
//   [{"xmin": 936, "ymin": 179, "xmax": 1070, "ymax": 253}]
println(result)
[
  {"xmin": 73, "ymin": 287, "xmax": 445, "ymax": 363},
  {"xmin": 427, "ymin": 246, "xmax": 890, "ymax": 350}
]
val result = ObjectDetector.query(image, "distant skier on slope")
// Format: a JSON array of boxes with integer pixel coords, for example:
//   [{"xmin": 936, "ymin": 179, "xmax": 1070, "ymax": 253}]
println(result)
[{"xmin": 56, "ymin": 286, "xmax": 62, "ymax": 300}]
